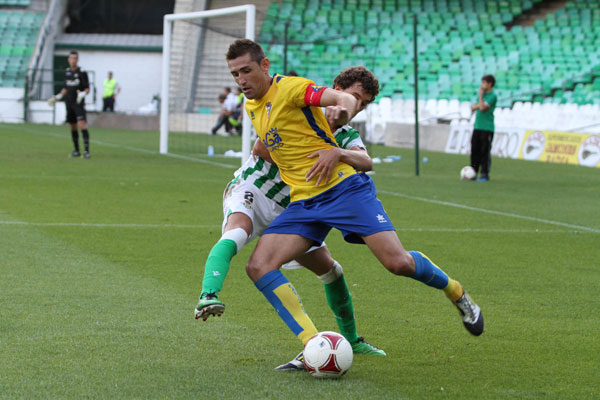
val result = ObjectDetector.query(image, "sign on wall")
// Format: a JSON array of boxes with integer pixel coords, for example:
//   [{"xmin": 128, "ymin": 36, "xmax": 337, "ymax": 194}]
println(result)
[
  {"xmin": 520, "ymin": 130, "xmax": 600, "ymax": 168},
  {"xmin": 446, "ymin": 125, "xmax": 599, "ymax": 168},
  {"xmin": 445, "ymin": 124, "xmax": 525, "ymax": 159}
]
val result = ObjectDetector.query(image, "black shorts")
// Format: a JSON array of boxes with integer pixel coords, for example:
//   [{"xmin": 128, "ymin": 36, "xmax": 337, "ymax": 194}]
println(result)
[{"xmin": 65, "ymin": 101, "xmax": 86, "ymax": 124}]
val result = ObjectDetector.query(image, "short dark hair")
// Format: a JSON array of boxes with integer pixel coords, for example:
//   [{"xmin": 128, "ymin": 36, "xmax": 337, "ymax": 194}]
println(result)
[
  {"xmin": 226, "ymin": 39, "xmax": 265, "ymax": 64},
  {"xmin": 333, "ymin": 66, "xmax": 380, "ymax": 102},
  {"xmin": 69, "ymin": 50, "xmax": 78, "ymax": 56},
  {"xmin": 482, "ymin": 74, "xmax": 496, "ymax": 87}
]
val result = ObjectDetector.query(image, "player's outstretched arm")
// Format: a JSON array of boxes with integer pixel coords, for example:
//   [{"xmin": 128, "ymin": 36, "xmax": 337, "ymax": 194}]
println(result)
[
  {"xmin": 305, "ymin": 145, "xmax": 371, "ymax": 186},
  {"xmin": 252, "ymin": 138, "xmax": 273, "ymax": 163},
  {"xmin": 319, "ymin": 88, "xmax": 359, "ymax": 130},
  {"xmin": 338, "ymin": 146, "xmax": 372, "ymax": 172}
]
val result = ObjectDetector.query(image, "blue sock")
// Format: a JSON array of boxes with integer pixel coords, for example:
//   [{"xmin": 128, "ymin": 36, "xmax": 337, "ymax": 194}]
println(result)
[
  {"xmin": 409, "ymin": 251, "xmax": 449, "ymax": 289},
  {"xmin": 255, "ymin": 270, "xmax": 318, "ymax": 344}
]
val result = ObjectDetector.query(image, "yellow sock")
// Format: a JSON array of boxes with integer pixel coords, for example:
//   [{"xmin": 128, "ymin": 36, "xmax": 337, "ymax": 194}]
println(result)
[{"xmin": 444, "ymin": 279, "xmax": 464, "ymax": 302}]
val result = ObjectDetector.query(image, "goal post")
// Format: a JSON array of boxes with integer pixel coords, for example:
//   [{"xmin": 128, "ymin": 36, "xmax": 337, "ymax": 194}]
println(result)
[{"xmin": 160, "ymin": 4, "xmax": 256, "ymax": 164}]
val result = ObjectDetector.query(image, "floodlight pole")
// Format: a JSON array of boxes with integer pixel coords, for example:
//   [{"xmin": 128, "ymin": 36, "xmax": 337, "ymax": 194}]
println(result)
[{"xmin": 413, "ymin": 13, "xmax": 420, "ymax": 176}]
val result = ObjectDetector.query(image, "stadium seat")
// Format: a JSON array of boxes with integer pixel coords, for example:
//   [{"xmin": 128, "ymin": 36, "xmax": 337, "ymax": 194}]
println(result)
[{"xmin": 258, "ymin": 0, "xmax": 600, "ymax": 120}]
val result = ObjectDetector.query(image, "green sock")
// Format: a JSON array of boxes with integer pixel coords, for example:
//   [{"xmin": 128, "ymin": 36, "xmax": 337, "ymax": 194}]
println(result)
[
  {"xmin": 323, "ymin": 274, "xmax": 359, "ymax": 343},
  {"xmin": 201, "ymin": 239, "xmax": 238, "ymax": 296}
]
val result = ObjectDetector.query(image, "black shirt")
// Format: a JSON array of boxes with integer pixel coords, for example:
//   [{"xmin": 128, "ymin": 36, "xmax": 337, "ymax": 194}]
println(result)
[{"xmin": 64, "ymin": 67, "xmax": 89, "ymax": 103}]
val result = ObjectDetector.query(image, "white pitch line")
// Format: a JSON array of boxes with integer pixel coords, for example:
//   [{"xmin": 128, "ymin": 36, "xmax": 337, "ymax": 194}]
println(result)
[
  {"xmin": 0, "ymin": 221, "xmax": 220, "ymax": 229},
  {"xmin": 379, "ymin": 190, "xmax": 600, "ymax": 233},
  {"xmin": 10, "ymin": 125, "xmax": 237, "ymax": 169},
  {"xmin": 10, "ymin": 125, "xmax": 598, "ymax": 233},
  {"xmin": 0, "ymin": 220, "xmax": 593, "ymax": 233}
]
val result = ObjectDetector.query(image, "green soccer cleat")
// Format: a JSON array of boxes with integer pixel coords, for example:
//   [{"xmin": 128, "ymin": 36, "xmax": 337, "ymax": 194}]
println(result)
[
  {"xmin": 351, "ymin": 337, "xmax": 386, "ymax": 356},
  {"xmin": 194, "ymin": 293, "xmax": 225, "ymax": 321}
]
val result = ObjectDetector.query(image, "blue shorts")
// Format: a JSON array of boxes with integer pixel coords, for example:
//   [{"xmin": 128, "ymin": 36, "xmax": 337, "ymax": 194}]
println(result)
[{"xmin": 264, "ymin": 173, "xmax": 395, "ymax": 244}]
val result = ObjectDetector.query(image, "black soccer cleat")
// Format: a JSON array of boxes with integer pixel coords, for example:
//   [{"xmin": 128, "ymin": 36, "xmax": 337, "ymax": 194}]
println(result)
[{"xmin": 453, "ymin": 291, "xmax": 484, "ymax": 336}]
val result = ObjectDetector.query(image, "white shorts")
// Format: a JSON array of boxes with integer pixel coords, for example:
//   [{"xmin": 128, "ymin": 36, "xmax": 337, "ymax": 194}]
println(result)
[
  {"xmin": 222, "ymin": 178, "xmax": 285, "ymax": 243},
  {"xmin": 221, "ymin": 178, "xmax": 326, "ymax": 268}
]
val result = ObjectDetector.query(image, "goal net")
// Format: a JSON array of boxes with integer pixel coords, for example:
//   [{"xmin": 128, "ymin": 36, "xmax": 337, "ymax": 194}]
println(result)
[{"xmin": 160, "ymin": 5, "xmax": 256, "ymax": 163}]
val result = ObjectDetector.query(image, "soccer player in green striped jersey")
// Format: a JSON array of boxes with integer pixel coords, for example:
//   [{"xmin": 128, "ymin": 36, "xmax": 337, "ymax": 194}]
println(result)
[{"xmin": 195, "ymin": 67, "xmax": 386, "ymax": 366}]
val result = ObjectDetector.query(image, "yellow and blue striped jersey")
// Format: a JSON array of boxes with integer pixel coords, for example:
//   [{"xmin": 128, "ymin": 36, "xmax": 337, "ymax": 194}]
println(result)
[{"xmin": 245, "ymin": 74, "xmax": 357, "ymax": 201}]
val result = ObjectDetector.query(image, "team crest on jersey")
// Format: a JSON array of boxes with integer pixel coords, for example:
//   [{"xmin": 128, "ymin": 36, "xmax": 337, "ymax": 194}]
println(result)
[
  {"xmin": 266, "ymin": 102, "xmax": 272, "ymax": 118},
  {"xmin": 263, "ymin": 127, "xmax": 284, "ymax": 152}
]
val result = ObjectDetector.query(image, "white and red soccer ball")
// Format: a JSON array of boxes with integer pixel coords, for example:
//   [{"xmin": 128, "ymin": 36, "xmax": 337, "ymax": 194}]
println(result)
[
  {"xmin": 303, "ymin": 331, "xmax": 353, "ymax": 378},
  {"xmin": 460, "ymin": 165, "xmax": 477, "ymax": 180}
]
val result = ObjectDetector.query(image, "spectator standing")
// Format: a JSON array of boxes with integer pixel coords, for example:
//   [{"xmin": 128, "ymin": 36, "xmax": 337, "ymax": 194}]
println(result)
[
  {"xmin": 470, "ymin": 74, "xmax": 497, "ymax": 181},
  {"xmin": 102, "ymin": 71, "xmax": 120, "ymax": 112},
  {"xmin": 227, "ymin": 87, "xmax": 244, "ymax": 135}
]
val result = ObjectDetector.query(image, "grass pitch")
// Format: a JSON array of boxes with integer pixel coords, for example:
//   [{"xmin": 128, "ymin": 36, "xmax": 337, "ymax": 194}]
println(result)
[{"xmin": 1, "ymin": 123, "xmax": 599, "ymax": 399}]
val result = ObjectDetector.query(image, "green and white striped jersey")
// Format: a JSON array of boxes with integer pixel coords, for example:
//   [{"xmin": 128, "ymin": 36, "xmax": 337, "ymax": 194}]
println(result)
[{"xmin": 230, "ymin": 125, "xmax": 365, "ymax": 209}]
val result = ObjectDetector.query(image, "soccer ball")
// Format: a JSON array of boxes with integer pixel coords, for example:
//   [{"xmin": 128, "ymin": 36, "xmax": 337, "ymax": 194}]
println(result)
[
  {"xmin": 303, "ymin": 331, "xmax": 353, "ymax": 378},
  {"xmin": 460, "ymin": 166, "xmax": 477, "ymax": 180}
]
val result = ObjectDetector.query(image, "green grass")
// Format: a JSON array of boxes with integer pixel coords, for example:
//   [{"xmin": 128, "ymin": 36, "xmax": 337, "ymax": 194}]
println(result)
[{"xmin": 1, "ymin": 123, "xmax": 599, "ymax": 399}]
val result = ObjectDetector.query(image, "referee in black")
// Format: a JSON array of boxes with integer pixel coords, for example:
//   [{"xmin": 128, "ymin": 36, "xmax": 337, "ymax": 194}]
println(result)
[{"xmin": 49, "ymin": 50, "xmax": 92, "ymax": 158}]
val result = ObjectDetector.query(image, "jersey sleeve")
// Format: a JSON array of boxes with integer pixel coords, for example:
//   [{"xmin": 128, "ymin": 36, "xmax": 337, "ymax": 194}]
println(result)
[
  {"xmin": 335, "ymin": 126, "xmax": 366, "ymax": 149},
  {"xmin": 488, "ymin": 93, "xmax": 497, "ymax": 111},
  {"xmin": 81, "ymin": 71, "xmax": 90, "ymax": 90},
  {"xmin": 279, "ymin": 75, "xmax": 327, "ymax": 108}
]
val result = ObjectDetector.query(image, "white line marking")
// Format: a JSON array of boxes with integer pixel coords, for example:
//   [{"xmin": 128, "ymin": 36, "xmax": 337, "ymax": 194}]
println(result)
[
  {"xmin": 0, "ymin": 221, "xmax": 220, "ymax": 229},
  {"xmin": 7, "ymin": 125, "xmax": 237, "ymax": 169},
  {"xmin": 379, "ymin": 190, "xmax": 600, "ymax": 233},
  {"xmin": 8, "ymin": 125, "xmax": 598, "ymax": 233},
  {"xmin": 0, "ymin": 220, "xmax": 595, "ymax": 233}
]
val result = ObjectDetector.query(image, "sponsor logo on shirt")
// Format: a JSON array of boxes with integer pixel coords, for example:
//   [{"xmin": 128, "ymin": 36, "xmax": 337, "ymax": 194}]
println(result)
[{"xmin": 263, "ymin": 127, "xmax": 284, "ymax": 152}]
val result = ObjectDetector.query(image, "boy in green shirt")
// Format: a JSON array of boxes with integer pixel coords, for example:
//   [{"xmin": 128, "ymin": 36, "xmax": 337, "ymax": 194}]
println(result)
[{"xmin": 470, "ymin": 74, "xmax": 497, "ymax": 181}]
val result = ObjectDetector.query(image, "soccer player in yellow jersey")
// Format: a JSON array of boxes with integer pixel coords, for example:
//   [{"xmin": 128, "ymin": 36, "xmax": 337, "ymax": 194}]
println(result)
[{"xmin": 226, "ymin": 39, "xmax": 484, "ymax": 355}]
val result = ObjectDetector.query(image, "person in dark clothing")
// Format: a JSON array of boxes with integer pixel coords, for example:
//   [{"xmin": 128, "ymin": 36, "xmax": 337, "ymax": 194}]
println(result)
[{"xmin": 48, "ymin": 50, "xmax": 92, "ymax": 158}]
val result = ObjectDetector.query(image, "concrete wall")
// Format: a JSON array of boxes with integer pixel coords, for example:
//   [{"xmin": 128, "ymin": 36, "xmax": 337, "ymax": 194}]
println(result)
[
  {"xmin": 55, "ymin": 50, "xmax": 162, "ymax": 113},
  {"xmin": 87, "ymin": 112, "xmax": 159, "ymax": 131},
  {"xmin": 385, "ymin": 122, "xmax": 450, "ymax": 152},
  {"xmin": 0, "ymin": 88, "xmax": 24, "ymax": 123}
]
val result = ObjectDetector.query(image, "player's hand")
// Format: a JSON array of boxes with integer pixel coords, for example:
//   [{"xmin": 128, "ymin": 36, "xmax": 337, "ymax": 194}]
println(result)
[
  {"xmin": 324, "ymin": 105, "xmax": 351, "ymax": 132},
  {"xmin": 76, "ymin": 90, "xmax": 86, "ymax": 104},
  {"xmin": 47, "ymin": 96, "xmax": 56, "ymax": 106},
  {"xmin": 305, "ymin": 147, "xmax": 342, "ymax": 186}
]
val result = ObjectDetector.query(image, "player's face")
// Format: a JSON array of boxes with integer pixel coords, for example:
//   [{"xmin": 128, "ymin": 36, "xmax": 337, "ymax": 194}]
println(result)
[
  {"xmin": 337, "ymin": 82, "xmax": 373, "ymax": 113},
  {"xmin": 68, "ymin": 53, "xmax": 78, "ymax": 69},
  {"xmin": 228, "ymin": 53, "xmax": 270, "ymax": 100}
]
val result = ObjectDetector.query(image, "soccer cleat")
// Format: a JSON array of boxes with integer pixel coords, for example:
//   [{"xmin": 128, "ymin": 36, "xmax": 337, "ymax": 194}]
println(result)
[
  {"xmin": 453, "ymin": 291, "xmax": 484, "ymax": 336},
  {"xmin": 194, "ymin": 293, "xmax": 225, "ymax": 321},
  {"xmin": 274, "ymin": 351, "xmax": 305, "ymax": 371},
  {"xmin": 83, "ymin": 151, "xmax": 91, "ymax": 159},
  {"xmin": 477, "ymin": 176, "xmax": 489, "ymax": 182},
  {"xmin": 351, "ymin": 337, "xmax": 386, "ymax": 356},
  {"xmin": 71, "ymin": 151, "xmax": 81, "ymax": 158}
]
